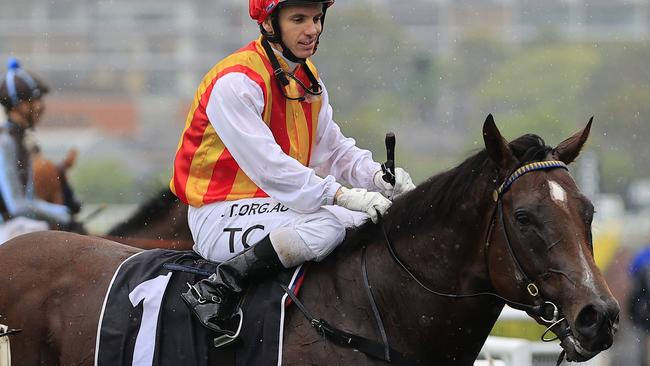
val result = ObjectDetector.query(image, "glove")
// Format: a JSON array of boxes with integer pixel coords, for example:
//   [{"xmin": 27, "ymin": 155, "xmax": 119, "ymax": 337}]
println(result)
[
  {"xmin": 374, "ymin": 167, "xmax": 416, "ymax": 198},
  {"xmin": 335, "ymin": 187, "xmax": 392, "ymax": 224}
]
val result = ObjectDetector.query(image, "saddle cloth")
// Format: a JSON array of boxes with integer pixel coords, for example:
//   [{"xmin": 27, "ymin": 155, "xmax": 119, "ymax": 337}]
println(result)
[{"xmin": 95, "ymin": 249, "xmax": 303, "ymax": 366}]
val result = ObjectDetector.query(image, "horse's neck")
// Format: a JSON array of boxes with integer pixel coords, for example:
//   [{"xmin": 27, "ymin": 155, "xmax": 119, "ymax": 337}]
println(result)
[
  {"xmin": 373, "ymin": 220, "xmax": 503, "ymax": 358},
  {"xmin": 287, "ymin": 184, "xmax": 506, "ymax": 364},
  {"xmin": 369, "ymin": 192, "xmax": 503, "ymax": 362},
  {"xmin": 292, "ymin": 242, "xmax": 504, "ymax": 364},
  {"xmin": 386, "ymin": 179, "xmax": 495, "ymax": 298}
]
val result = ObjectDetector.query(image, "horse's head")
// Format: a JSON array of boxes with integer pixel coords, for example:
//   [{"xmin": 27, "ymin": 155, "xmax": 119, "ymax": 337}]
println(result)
[{"xmin": 482, "ymin": 115, "xmax": 619, "ymax": 362}]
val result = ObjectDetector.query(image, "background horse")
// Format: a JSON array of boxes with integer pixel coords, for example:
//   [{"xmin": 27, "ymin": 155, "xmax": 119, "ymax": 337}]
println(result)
[
  {"xmin": 0, "ymin": 116, "xmax": 619, "ymax": 365},
  {"xmin": 32, "ymin": 149, "xmax": 191, "ymax": 248},
  {"xmin": 32, "ymin": 148, "xmax": 81, "ymax": 214},
  {"xmin": 105, "ymin": 187, "xmax": 193, "ymax": 250}
]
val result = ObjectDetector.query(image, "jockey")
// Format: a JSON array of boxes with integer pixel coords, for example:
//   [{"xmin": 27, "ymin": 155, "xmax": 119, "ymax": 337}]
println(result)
[
  {"xmin": 0, "ymin": 58, "xmax": 73, "ymax": 235},
  {"xmin": 171, "ymin": 0, "xmax": 416, "ymax": 334}
]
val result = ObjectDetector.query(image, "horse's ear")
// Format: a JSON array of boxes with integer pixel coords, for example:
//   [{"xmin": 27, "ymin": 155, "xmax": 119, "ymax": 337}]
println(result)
[
  {"xmin": 483, "ymin": 114, "xmax": 515, "ymax": 169},
  {"xmin": 552, "ymin": 117, "xmax": 593, "ymax": 165}
]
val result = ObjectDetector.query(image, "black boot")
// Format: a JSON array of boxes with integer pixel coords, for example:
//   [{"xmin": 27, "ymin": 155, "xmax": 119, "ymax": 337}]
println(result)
[{"xmin": 182, "ymin": 235, "xmax": 284, "ymax": 334}]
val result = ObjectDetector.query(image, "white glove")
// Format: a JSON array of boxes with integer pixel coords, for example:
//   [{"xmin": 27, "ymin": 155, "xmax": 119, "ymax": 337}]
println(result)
[
  {"xmin": 374, "ymin": 167, "xmax": 416, "ymax": 198},
  {"xmin": 335, "ymin": 187, "xmax": 392, "ymax": 224}
]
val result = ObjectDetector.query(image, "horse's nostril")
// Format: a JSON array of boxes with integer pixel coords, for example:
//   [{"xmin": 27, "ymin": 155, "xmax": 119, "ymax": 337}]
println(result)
[
  {"xmin": 574, "ymin": 302, "xmax": 619, "ymax": 352},
  {"xmin": 577, "ymin": 305, "xmax": 600, "ymax": 328},
  {"xmin": 575, "ymin": 305, "xmax": 603, "ymax": 339}
]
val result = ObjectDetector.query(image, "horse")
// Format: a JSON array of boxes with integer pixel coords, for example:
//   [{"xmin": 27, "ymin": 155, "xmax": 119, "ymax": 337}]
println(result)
[
  {"xmin": 31, "ymin": 152, "xmax": 67, "ymax": 205},
  {"xmin": 32, "ymin": 150, "xmax": 192, "ymax": 248},
  {"xmin": 0, "ymin": 116, "xmax": 619, "ymax": 365},
  {"xmin": 104, "ymin": 187, "xmax": 193, "ymax": 250},
  {"xmin": 30, "ymin": 148, "xmax": 86, "ymax": 234},
  {"xmin": 32, "ymin": 148, "xmax": 80, "ymax": 213}
]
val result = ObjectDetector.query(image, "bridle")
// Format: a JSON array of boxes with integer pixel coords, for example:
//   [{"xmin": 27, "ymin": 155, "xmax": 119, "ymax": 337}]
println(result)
[
  {"xmin": 379, "ymin": 159, "xmax": 577, "ymax": 364},
  {"xmin": 489, "ymin": 160, "xmax": 570, "ymax": 310},
  {"xmin": 384, "ymin": 160, "xmax": 568, "ymax": 316}
]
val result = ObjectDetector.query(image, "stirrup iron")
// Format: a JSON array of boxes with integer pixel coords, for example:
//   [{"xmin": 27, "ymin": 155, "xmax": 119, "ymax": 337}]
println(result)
[{"xmin": 213, "ymin": 308, "xmax": 244, "ymax": 348}]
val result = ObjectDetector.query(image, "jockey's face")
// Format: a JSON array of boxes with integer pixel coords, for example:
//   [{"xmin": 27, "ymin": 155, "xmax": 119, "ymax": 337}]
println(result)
[
  {"xmin": 265, "ymin": 4, "xmax": 323, "ymax": 59},
  {"xmin": 11, "ymin": 97, "xmax": 45, "ymax": 129}
]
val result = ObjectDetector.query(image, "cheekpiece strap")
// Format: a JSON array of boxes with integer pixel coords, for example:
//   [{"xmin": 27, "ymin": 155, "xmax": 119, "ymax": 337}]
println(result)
[{"xmin": 496, "ymin": 160, "xmax": 568, "ymax": 197}]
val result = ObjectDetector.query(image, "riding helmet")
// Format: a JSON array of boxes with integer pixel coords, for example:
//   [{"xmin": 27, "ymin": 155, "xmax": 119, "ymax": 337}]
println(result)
[
  {"xmin": 0, "ymin": 58, "xmax": 49, "ymax": 111},
  {"xmin": 249, "ymin": 0, "xmax": 334, "ymax": 24}
]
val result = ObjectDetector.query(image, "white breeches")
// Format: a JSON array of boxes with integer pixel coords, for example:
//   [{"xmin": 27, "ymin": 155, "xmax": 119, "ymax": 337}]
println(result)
[{"xmin": 188, "ymin": 197, "xmax": 370, "ymax": 266}]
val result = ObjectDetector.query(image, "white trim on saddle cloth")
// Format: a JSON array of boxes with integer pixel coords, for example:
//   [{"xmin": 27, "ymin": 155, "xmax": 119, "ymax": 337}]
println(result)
[
  {"xmin": 94, "ymin": 251, "xmax": 146, "ymax": 366},
  {"xmin": 277, "ymin": 264, "xmax": 305, "ymax": 366}
]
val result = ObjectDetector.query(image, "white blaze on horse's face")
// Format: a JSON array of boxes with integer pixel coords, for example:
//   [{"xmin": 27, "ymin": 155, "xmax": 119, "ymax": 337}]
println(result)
[{"xmin": 548, "ymin": 180, "xmax": 568, "ymax": 210}]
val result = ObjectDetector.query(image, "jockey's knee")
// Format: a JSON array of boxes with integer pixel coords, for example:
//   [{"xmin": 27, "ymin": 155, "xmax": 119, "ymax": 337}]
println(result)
[{"xmin": 270, "ymin": 210, "xmax": 345, "ymax": 267}]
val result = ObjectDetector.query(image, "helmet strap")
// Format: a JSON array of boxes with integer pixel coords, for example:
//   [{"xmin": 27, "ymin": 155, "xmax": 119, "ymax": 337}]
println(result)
[
  {"xmin": 312, "ymin": 6, "xmax": 328, "ymax": 54},
  {"xmin": 269, "ymin": 12, "xmax": 302, "ymax": 63},
  {"xmin": 261, "ymin": 38, "xmax": 291, "ymax": 87},
  {"xmin": 261, "ymin": 38, "xmax": 322, "ymax": 101}
]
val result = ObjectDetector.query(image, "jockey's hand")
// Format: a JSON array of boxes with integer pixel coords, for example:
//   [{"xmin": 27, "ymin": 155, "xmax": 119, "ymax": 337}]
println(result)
[
  {"xmin": 374, "ymin": 167, "xmax": 416, "ymax": 199},
  {"xmin": 335, "ymin": 187, "xmax": 391, "ymax": 224}
]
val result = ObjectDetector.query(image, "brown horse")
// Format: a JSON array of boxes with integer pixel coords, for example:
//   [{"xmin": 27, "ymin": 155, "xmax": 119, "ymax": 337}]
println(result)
[
  {"xmin": 32, "ymin": 152, "xmax": 66, "ymax": 205},
  {"xmin": 31, "ymin": 149, "xmax": 85, "ymax": 234},
  {"xmin": 32, "ymin": 148, "xmax": 79, "ymax": 209},
  {"xmin": 33, "ymin": 153, "xmax": 192, "ymax": 248},
  {"xmin": 0, "ymin": 116, "xmax": 618, "ymax": 365},
  {"xmin": 31, "ymin": 149, "xmax": 189, "ymax": 245}
]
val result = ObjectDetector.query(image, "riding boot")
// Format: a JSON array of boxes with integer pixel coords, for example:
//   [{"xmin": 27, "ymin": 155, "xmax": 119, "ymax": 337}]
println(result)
[{"xmin": 181, "ymin": 235, "xmax": 284, "ymax": 334}]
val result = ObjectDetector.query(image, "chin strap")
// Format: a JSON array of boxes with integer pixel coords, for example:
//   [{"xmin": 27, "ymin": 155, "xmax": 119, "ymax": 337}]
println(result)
[{"xmin": 260, "ymin": 38, "xmax": 322, "ymax": 101}]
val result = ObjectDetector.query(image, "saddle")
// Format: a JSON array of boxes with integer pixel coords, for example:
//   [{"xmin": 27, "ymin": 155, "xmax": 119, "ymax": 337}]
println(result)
[{"xmin": 95, "ymin": 249, "xmax": 303, "ymax": 366}]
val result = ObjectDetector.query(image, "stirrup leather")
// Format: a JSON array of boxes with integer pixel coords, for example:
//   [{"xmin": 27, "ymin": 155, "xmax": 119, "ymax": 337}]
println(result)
[{"xmin": 186, "ymin": 281, "xmax": 225, "ymax": 305}]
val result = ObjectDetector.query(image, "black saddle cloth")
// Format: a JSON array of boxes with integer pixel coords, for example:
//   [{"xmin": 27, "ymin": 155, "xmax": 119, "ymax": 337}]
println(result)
[{"xmin": 96, "ymin": 249, "xmax": 300, "ymax": 366}]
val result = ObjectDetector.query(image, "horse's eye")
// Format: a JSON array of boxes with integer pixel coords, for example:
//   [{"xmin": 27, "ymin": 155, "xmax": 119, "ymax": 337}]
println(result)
[{"xmin": 515, "ymin": 211, "xmax": 531, "ymax": 225}]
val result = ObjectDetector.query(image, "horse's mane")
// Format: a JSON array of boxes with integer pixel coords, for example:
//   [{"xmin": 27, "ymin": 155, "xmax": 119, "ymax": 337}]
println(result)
[
  {"xmin": 343, "ymin": 133, "xmax": 553, "ymax": 245},
  {"xmin": 107, "ymin": 187, "xmax": 181, "ymax": 236}
]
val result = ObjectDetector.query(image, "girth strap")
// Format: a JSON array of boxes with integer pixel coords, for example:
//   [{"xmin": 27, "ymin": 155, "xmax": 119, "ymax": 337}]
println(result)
[
  {"xmin": 279, "ymin": 283, "xmax": 417, "ymax": 365},
  {"xmin": 0, "ymin": 328, "xmax": 21, "ymax": 338}
]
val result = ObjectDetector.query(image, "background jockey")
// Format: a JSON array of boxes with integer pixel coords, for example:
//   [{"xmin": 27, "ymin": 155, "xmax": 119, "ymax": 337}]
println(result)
[
  {"xmin": 171, "ymin": 0, "xmax": 416, "ymax": 334},
  {"xmin": 628, "ymin": 243, "xmax": 650, "ymax": 364},
  {"xmin": 0, "ymin": 58, "xmax": 76, "ymax": 237}
]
